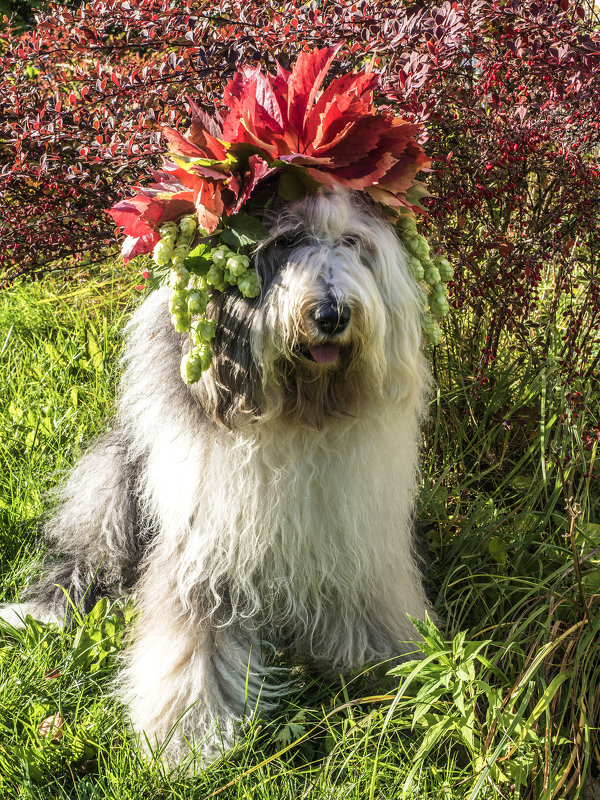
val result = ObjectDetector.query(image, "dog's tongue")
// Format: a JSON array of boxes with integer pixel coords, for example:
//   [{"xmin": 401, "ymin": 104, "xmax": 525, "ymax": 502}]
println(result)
[{"xmin": 308, "ymin": 344, "xmax": 340, "ymax": 363}]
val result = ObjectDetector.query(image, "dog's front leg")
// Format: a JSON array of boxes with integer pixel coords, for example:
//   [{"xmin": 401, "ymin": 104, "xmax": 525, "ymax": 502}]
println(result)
[{"xmin": 118, "ymin": 558, "xmax": 277, "ymax": 766}]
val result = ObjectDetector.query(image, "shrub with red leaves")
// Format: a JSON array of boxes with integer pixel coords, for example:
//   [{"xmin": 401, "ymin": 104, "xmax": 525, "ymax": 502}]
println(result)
[{"xmin": 1, "ymin": 0, "xmax": 599, "ymax": 374}]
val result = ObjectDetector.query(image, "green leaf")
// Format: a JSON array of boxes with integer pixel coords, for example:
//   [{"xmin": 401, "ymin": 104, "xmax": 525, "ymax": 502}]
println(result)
[
  {"xmin": 451, "ymin": 629, "xmax": 467, "ymax": 657},
  {"xmin": 457, "ymin": 706, "xmax": 478, "ymax": 752},
  {"xmin": 468, "ymin": 681, "xmax": 536, "ymax": 800},
  {"xmin": 170, "ymin": 153, "xmax": 230, "ymax": 174},
  {"xmin": 488, "ymin": 535, "xmax": 506, "ymax": 566},
  {"xmin": 452, "ymin": 681, "xmax": 467, "ymax": 715},
  {"xmin": 277, "ymin": 171, "xmax": 306, "ymax": 202},
  {"xmin": 456, "ymin": 660, "xmax": 476, "ymax": 682},
  {"xmin": 273, "ymin": 160, "xmax": 322, "ymax": 200},
  {"xmin": 86, "ymin": 326, "xmax": 103, "ymax": 371},
  {"xmin": 85, "ymin": 596, "xmax": 109, "ymax": 628},
  {"xmin": 409, "ymin": 613, "xmax": 448, "ymax": 655},
  {"xmin": 14, "ymin": 745, "xmax": 45, "ymax": 782},
  {"xmin": 273, "ymin": 720, "xmax": 306, "ymax": 747},
  {"xmin": 404, "ymin": 181, "xmax": 432, "ymax": 211},
  {"xmin": 526, "ymin": 670, "xmax": 570, "ymax": 727},
  {"xmin": 70, "ymin": 627, "xmax": 96, "ymax": 670},
  {"xmin": 402, "ymin": 717, "xmax": 453, "ymax": 797},
  {"xmin": 579, "ymin": 522, "xmax": 600, "ymax": 544},
  {"xmin": 412, "ymin": 684, "xmax": 448, "ymax": 727},
  {"xmin": 511, "ymin": 475, "xmax": 535, "ymax": 491},
  {"xmin": 273, "ymin": 710, "xmax": 308, "ymax": 747},
  {"xmin": 462, "ymin": 640, "xmax": 493, "ymax": 665},
  {"xmin": 221, "ymin": 213, "xmax": 269, "ymax": 249},
  {"xmin": 183, "ymin": 242, "xmax": 212, "ymax": 275}
]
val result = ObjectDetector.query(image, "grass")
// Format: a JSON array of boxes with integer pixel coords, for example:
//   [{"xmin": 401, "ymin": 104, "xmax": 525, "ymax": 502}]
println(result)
[{"xmin": 0, "ymin": 268, "xmax": 598, "ymax": 799}]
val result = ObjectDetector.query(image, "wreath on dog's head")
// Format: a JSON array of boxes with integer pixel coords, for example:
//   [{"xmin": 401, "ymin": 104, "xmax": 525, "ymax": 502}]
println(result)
[{"xmin": 109, "ymin": 45, "xmax": 453, "ymax": 384}]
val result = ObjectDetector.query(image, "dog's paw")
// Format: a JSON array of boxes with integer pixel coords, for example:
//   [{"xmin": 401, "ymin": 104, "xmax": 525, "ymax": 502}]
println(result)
[{"xmin": 132, "ymin": 718, "xmax": 239, "ymax": 773}]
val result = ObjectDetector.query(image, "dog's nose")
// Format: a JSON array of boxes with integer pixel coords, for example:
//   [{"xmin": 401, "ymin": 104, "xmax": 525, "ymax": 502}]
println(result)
[{"xmin": 312, "ymin": 302, "xmax": 351, "ymax": 335}]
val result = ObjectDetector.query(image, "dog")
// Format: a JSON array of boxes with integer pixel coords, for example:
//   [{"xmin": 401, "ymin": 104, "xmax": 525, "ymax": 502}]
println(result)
[{"xmin": 0, "ymin": 187, "xmax": 431, "ymax": 764}]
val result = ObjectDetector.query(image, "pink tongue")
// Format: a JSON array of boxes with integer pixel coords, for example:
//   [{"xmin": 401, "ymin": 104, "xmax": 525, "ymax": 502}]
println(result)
[{"xmin": 309, "ymin": 344, "xmax": 340, "ymax": 363}]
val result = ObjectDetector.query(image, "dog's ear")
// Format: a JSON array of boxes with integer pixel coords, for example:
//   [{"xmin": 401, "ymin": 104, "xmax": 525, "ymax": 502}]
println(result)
[{"xmin": 202, "ymin": 292, "xmax": 263, "ymax": 428}]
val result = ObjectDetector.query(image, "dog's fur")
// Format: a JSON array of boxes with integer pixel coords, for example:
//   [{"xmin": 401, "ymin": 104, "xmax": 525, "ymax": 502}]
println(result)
[{"xmin": 0, "ymin": 188, "xmax": 431, "ymax": 764}]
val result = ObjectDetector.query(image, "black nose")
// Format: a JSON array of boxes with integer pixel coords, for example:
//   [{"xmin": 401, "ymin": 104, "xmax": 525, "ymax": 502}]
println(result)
[{"xmin": 312, "ymin": 301, "xmax": 351, "ymax": 336}]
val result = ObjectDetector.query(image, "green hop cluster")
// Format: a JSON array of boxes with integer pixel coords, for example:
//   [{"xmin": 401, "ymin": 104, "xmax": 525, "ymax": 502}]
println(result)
[
  {"xmin": 153, "ymin": 215, "xmax": 262, "ymax": 385},
  {"xmin": 178, "ymin": 303, "xmax": 218, "ymax": 384},
  {"xmin": 395, "ymin": 214, "xmax": 454, "ymax": 346},
  {"xmin": 160, "ymin": 215, "xmax": 199, "ymax": 334},
  {"xmin": 152, "ymin": 221, "xmax": 178, "ymax": 266},
  {"xmin": 181, "ymin": 341, "xmax": 212, "ymax": 384},
  {"xmin": 206, "ymin": 245, "xmax": 261, "ymax": 298}
]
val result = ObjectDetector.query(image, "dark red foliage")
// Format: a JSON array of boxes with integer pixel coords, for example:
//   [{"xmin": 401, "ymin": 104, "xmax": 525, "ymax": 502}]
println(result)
[{"xmin": 1, "ymin": 0, "xmax": 599, "ymax": 373}]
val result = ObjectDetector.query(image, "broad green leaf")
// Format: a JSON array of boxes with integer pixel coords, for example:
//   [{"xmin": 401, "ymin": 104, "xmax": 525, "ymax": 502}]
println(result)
[
  {"xmin": 457, "ymin": 706, "xmax": 478, "ymax": 751},
  {"xmin": 452, "ymin": 682, "xmax": 467, "ymax": 715},
  {"xmin": 412, "ymin": 684, "xmax": 448, "ymax": 728},
  {"xmin": 456, "ymin": 660, "xmax": 476, "ymax": 682},
  {"xmin": 526, "ymin": 670, "xmax": 571, "ymax": 727},
  {"xmin": 184, "ymin": 242, "xmax": 212, "ymax": 275},
  {"xmin": 452, "ymin": 629, "xmax": 467, "ymax": 656},
  {"xmin": 488, "ymin": 535, "xmax": 506, "ymax": 566},
  {"xmin": 272, "ymin": 160, "xmax": 322, "ymax": 200},
  {"xmin": 221, "ymin": 213, "xmax": 269, "ymax": 248},
  {"xmin": 579, "ymin": 522, "xmax": 600, "ymax": 544}
]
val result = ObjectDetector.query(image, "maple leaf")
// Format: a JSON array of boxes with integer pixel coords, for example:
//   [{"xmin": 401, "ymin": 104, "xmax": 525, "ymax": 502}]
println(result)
[{"xmin": 219, "ymin": 46, "xmax": 430, "ymax": 214}]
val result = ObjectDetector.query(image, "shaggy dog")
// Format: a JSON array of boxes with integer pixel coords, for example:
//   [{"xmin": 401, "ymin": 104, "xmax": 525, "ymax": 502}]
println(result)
[{"xmin": 0, "ymin": 188, "xmax": 431, "ymax": 764}]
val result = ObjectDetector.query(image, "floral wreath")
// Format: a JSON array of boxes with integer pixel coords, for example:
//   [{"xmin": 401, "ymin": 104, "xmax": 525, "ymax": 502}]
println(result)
[{"xmin": 109, "ymin": 46, "xmax": 453, "ymax": 384}]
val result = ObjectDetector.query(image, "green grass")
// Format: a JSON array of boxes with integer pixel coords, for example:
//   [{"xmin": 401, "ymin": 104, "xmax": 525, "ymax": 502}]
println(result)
[{"xmin": 0, "ymin": 271, "xmax": 598, "ymax": 799}]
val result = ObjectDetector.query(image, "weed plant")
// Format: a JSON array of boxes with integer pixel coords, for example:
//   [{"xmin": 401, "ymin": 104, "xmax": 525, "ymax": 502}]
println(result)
[{"xmin": 0, "ymin": 268, "xmax": 598, "ymax": 799}]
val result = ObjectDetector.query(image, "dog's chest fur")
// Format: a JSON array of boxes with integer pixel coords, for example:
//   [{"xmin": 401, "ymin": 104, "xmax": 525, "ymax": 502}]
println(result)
[{"xmin": 138, "ymin": 404, "xmax": 419, "ymax": 648}]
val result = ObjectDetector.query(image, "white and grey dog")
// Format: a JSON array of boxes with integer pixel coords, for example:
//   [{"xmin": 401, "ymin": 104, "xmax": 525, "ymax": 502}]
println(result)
[{"xmin": 1, "ymin": 188, "xmax": 431, "ymax": 764}]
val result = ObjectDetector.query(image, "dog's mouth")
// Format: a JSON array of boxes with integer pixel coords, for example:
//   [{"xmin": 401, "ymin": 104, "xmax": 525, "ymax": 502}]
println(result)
[{"xmin": 302, "ymin": 343, "xmax": 341, "ymax": 364}]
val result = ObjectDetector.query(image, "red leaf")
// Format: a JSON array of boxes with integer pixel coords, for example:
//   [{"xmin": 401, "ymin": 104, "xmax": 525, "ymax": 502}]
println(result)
[
  {"xmin": 254, "ymin": 70, "xmax": 285, "ymax": 133},
  {"xmin": 306, "ymin": 71, "xmax": 379, "ymax": 145},
  {"xmin": 161, "ymin": 126, "xmax": 207, "ymax": 158},
  {"xmin": 286, "ymin": 45, "xmax": 342, "ymax": 141},
  {"xmin": 122, "ymin": 231, "xmax": 159, "ymax": 263},
  {"xmin": 187, "ymin": 97, "xmax": 223, "ymax": 141},
  {"xmin": 239, "ymin": 154, "xmax": 273, "ymax": 206},
  {"xmin": 108, "ymin": 196, "xmax": 162, "ymax": 235},
  {"xmin": 314, "ymin": 115, "xmax": 393, "ymax": 165},
  {"xmin": 155, "ymin": 197, "xmax": 196, "ymax": 225}
]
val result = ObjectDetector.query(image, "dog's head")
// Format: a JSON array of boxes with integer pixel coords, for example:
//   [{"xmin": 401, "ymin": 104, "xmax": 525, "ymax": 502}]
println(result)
[{"xmin": 195, "ymin": 188, "xmax": 428, "ymax": 428}]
